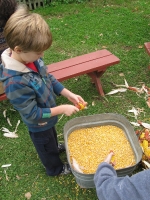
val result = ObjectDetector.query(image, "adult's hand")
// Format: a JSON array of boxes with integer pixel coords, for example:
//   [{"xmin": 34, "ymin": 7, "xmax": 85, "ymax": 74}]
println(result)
[{"xmin": 104, "ymin": 151, "xmax": 115, "ymax": 166}]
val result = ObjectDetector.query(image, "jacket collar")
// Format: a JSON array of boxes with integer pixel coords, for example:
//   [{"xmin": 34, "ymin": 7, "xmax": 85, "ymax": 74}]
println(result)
[{"xmin": 1, "ymin": 48, "xmax": 30, "ymax": 73}]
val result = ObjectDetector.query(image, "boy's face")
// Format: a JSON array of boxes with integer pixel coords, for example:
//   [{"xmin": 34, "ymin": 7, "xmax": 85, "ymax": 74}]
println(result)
[{"xmin": 19, "ymin": 51, "xmax": 44, "ymax": 64}]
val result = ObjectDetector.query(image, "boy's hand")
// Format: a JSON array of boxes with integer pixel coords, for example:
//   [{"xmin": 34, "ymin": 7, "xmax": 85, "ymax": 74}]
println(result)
[
  {"xmin": 60, "ymin": 89, "xmax": 87, "ymax": 107},
  {"xmin": 68, "ymin": 93, "xmax": 87, "ymax": 107}
]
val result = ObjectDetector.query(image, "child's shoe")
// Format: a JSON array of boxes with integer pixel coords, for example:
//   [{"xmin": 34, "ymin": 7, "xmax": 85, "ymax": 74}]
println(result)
[
  {"xmin": 60, "ymin": 163, "xmax": 72, "ymax": 175},
  {"xmin": 58, "ymin": 143, "xmax": 66, "ymax": 153}
]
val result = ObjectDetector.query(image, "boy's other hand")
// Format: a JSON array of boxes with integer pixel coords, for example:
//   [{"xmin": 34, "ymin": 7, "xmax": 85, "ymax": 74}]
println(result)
[{"xmin": 62, "ymin": 105, "xmax": 79, "ymax": 116}]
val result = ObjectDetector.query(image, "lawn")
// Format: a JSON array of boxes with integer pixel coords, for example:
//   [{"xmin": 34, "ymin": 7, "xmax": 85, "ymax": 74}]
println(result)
[{"xmin": 0, "ymin": 0, "xmax": 150, "ymax": 199}]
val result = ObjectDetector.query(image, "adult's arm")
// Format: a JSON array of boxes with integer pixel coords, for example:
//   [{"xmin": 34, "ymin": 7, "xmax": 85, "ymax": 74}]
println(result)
[{"xmin": 94, "ymin": 162, "xmax": 150, "ymax": 200}]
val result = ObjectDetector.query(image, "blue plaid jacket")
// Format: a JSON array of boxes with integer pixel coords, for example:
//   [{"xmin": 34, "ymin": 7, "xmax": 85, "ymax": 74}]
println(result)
[{"xmin": 0, "ymin": 49, "xmax": 64, "ymax": 132}]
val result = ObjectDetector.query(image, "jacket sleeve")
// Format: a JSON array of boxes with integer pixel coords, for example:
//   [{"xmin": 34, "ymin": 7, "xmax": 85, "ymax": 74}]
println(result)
[
  {"xmin": 94, "ymin": 162, "xmax": 150, "ymax": 200},
  {"xmin": 48, "ymin": 73, "xmax": 64, "ymax": 96}
]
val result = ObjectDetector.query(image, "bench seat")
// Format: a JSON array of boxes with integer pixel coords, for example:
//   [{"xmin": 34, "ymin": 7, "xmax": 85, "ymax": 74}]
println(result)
[{"xmin": 0, "ymin": 49, "xmax": 120, "ymax": 101}]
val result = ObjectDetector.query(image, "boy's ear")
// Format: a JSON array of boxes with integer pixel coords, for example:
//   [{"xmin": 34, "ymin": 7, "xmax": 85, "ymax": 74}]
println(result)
[{"xmin": 14, "ymin": 46, "xmax": 22, "ymax": 54}]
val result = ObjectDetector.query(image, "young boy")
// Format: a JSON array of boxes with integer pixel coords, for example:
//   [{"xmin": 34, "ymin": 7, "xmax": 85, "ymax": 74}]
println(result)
[
  {"xmin": 94, "ymin": 152, "xmax": 150, "ymax": 200},
  {"xmin": 0, "ymin": 5, "xmax": 87, "ymax": 176}
]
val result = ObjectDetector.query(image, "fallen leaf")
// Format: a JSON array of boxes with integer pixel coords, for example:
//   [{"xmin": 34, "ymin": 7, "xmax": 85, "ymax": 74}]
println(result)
[
  {"xmin": 25, "ymin": 192, "xmax": 31, "ymax": 199},
  {"xmin": 119, "ymin": 73, "xmax": 124, "ymax": 77},
  {"xmin": 16, "ymin": 175, "xmax": 21, "ymax": 180},
  {"xmin": 140, "ymin": 122, "xmax": 150, "ymax": 130},
  {"xmin": 3, "ymin": 132, "xmax": 18, "ymax": 138},
  {"xmin": 58, "ymin": 114, "xmax": 64, "ymax": 122},
  {"xmin": 128, "ymin": 107, "xmax": 139, "ymax": 119},
  {"xmin": 1, "ymin": 164, "xmax": 11, "ymax": 168},
  {"xmin": 7, "ymin": 118, "xmax": 12, "ymax": 126},
  {"xmin": 99, "ymin": 33, "xmax": 103, "ymax": 37},
  {"xmin": 124, "ymin": 79, "xmax": 129, "ymax": 88},
  {"xmin": 130, "ymin": 122, "xmax": 140, "ymax": 127},
  {"xmin": 92, "ymin": 101, "xmax": 95, "ymax": 106},
  {"xmin": 138, "ymin": 45, "xmax": 143, "ymax": 49},
  {"xmin": 142, "ymin": 160, "xmax": 150, "ymax": 168},
  {"xmin": 14, "ymin": 120, "xmax": 20, "ymax": 133},
  {"xmin": 106, "ymin": 88, "xmax": 127, "ymax": 95},
  {"xmin": 2, "ymin": 127, "xmax": 18, "ymax": 138},
  {"xmin": 3, "ymin": 110, "xmax": 7, "ymax": 118},
  {"xmin": 9, "ymin": 108, "xmax": 16, "ymax": 112}
]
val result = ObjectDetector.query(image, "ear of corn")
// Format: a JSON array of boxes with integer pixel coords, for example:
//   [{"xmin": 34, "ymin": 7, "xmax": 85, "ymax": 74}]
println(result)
[
  {"xmin": 68, "ymin": 125, "xmax": 136, "ymax": 174},
  {"xmin": 78, "ymin": 103, "xmax": 85, "ymax": 110},
  {"xmin": 139, "ymin": 129, "xmax": 150, "ymax": 159}
]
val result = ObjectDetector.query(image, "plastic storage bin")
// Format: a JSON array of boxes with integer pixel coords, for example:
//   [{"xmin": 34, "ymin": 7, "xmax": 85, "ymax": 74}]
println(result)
[{"xmin": 63, "ymin": 113, "xmax": 143, "ymax": 188}]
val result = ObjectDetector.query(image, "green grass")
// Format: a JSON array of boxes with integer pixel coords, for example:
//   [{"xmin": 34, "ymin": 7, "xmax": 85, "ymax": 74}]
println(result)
[{"xmin": 0, "ymin": 0, "xmax": 150, "ymax": 199}]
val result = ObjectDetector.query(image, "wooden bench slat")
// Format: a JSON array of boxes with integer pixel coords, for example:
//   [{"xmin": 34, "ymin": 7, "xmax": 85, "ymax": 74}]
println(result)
[
  {"xmin": 48, "ymin": 54, "xmax": 119, "ymax": 82},
  {"xmin": 47, "ymin": 49, "xmax": 112, "ymax": 72}
]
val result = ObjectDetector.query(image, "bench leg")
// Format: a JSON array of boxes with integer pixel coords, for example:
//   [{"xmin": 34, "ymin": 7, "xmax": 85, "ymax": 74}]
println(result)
[{"xmin": 88, "ymin": 71, "xmax": 105, "ymax": 96}]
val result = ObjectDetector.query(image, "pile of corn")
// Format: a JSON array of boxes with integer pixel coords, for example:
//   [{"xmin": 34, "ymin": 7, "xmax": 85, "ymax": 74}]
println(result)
[
  {"xmin": 139, "ymin": 129, "xmax": 150, "ymax": 160},
  {"xmin": 68, "ymin": 125, "xmax": 136, "ymax": 174}
]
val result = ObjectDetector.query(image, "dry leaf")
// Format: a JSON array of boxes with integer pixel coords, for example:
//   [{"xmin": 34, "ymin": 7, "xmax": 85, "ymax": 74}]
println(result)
[
  {"xmin": 106, "ymin": 88, "xmax": 127, "ymax": 95},
  {"xmin": 124, "ymin": 79, "xmax": 129, "ymax": 88},
  {"xmin": 2, "ymin": 127, "xmax": 18, "ymax": 138},
  {"xmin": 25, "ymin": 192, "xmax": 31, "ymax": 200},
  {"xmin": 128, "ymin": 107, "xmax": 139, "ymax": 119},
  {"xmin": 9, "ymin": 108, "xmax": 16, "ymax": 112},
  {"xmin": 130, "ymin": 122, "xmax": 140, "ymax": 127},
  {"xmin": 142, "ymin": 160, "xmax": 150, "ymax": 168},
  {"xmin": 119, "ymin": 73, "xmax": 124, "ymax": 77},
  {"xmin": 92, "ymin": 101, "xmax": 95, "ymax": 106},
  {"xmin": 140, "ymin": 122, "xmax": 150, "ymax": 129},
  {"xmin": 2, "ymin": 120, "xmax": 20, "ymax": 138},
  {"xmin": 138, "ymin": 45, "xmax": 143, "ymax": 49},
  {"xmin": 16, "ymin": 175, "xmax": 21, "ymax": 180},
  {"xmin": 3, "ymin": 132, "xmax": 18, "ymax": 138},
  {"xmin": 3, "ymin": 110, "xmax": 7, "ymax": 118},
  {"xmin": 58, "ymin": 114, "xmax": 64, "ymax": 122},
  {"xmin": 7, "ymin": 118, "xmax": 12, "ymax": 126},
  {"xmin": 14, "ymin": 120, "xmax": 20, "ymax": 133},
  {"xmin": 1, "ymin": 164, "xmax": 11, "ymax": 168}
]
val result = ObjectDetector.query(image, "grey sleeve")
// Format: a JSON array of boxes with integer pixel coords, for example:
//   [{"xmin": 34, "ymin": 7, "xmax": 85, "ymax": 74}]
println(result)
[{"xmin": 94, "ymin": 162, "xmax": 150, "ymax": 200}]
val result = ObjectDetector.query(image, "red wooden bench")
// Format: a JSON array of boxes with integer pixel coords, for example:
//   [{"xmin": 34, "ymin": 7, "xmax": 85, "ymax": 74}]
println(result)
[
  {"xmin": 0, "ymin": 49, "xmax": 120, "ymax": 101},
  {"xmin": 144, "ymin": 42, "xmax": 150, "ymax": 69},
  {"xmin": 144, "ymin": 42, "xmax": 150, "ymax": 56}
]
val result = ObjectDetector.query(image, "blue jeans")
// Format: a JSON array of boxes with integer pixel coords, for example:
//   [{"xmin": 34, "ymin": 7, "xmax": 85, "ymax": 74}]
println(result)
[{"xmin": 29, "ymin": 127, "xmax": 63, "ymax": 176}]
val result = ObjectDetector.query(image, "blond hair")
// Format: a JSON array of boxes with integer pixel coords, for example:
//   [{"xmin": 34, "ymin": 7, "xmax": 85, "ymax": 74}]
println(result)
[{"xmin": 4, "ymin": 4, "xmax": 52, "ymax": 52}]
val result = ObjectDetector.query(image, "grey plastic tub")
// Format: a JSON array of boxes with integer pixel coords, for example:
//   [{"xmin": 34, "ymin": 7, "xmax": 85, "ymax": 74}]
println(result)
[{"xmin": 63, "ymin": 113, "xmax": 143, "ymax": 188}]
